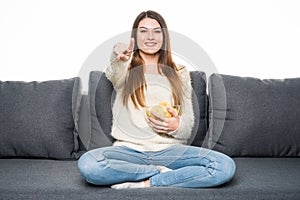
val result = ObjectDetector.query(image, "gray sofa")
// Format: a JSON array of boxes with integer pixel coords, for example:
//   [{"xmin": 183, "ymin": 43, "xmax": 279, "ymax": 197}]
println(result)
[{"xmin": 0, "ymin": 71, "xmax": 299, "ymax": 200}]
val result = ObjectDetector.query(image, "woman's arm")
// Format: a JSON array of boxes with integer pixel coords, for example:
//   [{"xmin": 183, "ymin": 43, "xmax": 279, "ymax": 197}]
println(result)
[
  {"xmin": 167, "ymin": 67, "xmax": 195, "ymax": 140},
  {"xmin": 105, "ymin": 53, "xmax": 129, "ymax": 88},
  {"xmin": 105, "ymin": 38, "xmax": 134, "ymax": 88},
  {"xmin": 147, "ymin": 66, "xmax": 195, "ymax": 141}
]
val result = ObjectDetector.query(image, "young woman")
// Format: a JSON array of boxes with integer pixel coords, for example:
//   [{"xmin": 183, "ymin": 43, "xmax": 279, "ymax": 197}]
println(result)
[{"xmin": 78, "ymin": 10, "xmax": 236, "ymax": 189}]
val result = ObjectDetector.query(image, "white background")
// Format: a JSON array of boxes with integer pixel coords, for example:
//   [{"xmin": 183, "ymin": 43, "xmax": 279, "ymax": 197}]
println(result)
[{"xmin": 1, "ymin": 0, "xmax": 299, "ymax": 82}]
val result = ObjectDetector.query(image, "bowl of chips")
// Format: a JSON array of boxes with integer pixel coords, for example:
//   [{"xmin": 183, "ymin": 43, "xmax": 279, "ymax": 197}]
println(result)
[{"xmin": 145, "ymin": 102, "xmax": 180, "ymax": 120}]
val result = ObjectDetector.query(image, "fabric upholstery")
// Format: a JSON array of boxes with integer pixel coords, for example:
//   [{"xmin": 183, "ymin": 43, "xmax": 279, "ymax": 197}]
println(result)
[
  {"xmin": 0, "ymin": 78, "xmax": 81, "ymax": 159},
  {"xmin": 189, "ymin": 71, "xmax": 208, "ymax": 146},
  {"xmin": 0, "ymin": 158, "xmax": 299, "ymax": 200},
  {"xmin": 206, "ymin": 74, "xmax": 300, "ymax": 157},
  {"xmin": 85, "ymin": 71, "xmax": 115, "ymax": 150}
]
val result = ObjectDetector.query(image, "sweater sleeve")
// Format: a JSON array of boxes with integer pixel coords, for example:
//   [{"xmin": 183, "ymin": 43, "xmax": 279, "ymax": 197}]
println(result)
[
  {"xmin": 168, "ymin": 66, "xmax": 195, "ymax": 141},
  {"xmin": 105, "ymin": 52, "xmax": 130, "ymax": 88}
]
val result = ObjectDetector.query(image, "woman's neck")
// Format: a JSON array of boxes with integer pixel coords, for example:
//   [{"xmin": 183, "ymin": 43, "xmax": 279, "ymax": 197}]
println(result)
[{"xmin": 140, "ymin": 51, "xmax": 160, "ymax": 74}]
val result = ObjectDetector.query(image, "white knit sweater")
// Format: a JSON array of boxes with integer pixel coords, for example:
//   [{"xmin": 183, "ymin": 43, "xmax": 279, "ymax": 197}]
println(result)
[{"xmin": 105, "ymin": 54, "xmax": 195, "ymax": 152}]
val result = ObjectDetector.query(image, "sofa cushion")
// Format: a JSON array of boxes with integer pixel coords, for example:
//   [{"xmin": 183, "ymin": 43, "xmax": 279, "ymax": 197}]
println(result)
[
  {"xmin": 0, "ymin": 158, "xmax": 299, "ymax": 200},
  {"xmin": 83, "ymin": 71, "xmax": 116, "ymax": 150},
  {"xmin": 206, "ymin": 74, "xmax": 300, "ymax": 157},
  {"xmin": 189, "ymin": 71, "xmax": 208, "ymax": 146},
  {"xmin": 82, "ymin": 71, "xmax": 207, "ymax": 150},
  {"xmin": 0, "ymin": 78, "xmax": 81, "ymax": 159}
]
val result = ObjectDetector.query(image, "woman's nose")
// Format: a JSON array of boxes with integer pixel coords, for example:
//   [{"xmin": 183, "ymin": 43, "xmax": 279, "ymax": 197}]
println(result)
[{"xmin": 147, "ymin": 30, "xmax": 154, "ymax": 39}]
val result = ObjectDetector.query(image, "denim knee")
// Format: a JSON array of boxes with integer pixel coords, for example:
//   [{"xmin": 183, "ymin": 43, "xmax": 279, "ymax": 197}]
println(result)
[
  {"xmin": 226, "ymin": 156, "xmax": 236, "ymax": 181},
  {"xmin": 217, "ymin": 155, "xmax": 236, "ymax": 185},
  {"xmin": 77, "ymin": 152, "xmax": 92, "ymax": 179},
  {"xmin": 77, "ymin": 152, "xmax": 105, "ymax": 185}
]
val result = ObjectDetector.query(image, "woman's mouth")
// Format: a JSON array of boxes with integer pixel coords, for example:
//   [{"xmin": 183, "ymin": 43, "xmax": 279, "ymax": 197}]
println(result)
[{"xmin": 144, "ymin": 42, "xmax": 157, "ymax": 47}]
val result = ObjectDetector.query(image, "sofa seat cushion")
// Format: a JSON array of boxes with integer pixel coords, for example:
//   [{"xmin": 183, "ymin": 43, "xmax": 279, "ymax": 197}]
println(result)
[{"xmin": 0, "ymin": 158, "xmax": 299, "ymax": 200}]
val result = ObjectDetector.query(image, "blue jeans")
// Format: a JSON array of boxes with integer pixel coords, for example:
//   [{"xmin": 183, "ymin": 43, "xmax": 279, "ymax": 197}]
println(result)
[{"xmin": 77, "ymin": 144, "xmax": 236, "ymax": 188}]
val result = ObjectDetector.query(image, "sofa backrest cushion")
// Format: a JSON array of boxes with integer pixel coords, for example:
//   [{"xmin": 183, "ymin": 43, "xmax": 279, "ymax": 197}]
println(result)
[
  {"xmin": 0, "ymin": 78, "xmax": 81, "ymax": 159},
  {"xmin": 205, "ymin": 74, "xmax": 300, "ymax": 157},
  {"xmin": 83, "ymin": 70, "xmax": 208, "ymax": 150},
  {"xmin": 85, "ymin": 71, "xmax": 115, "ymax": 150},
  {"xmin": 189, "ymin": 71, "xmax": 208, "ymax": 146}
]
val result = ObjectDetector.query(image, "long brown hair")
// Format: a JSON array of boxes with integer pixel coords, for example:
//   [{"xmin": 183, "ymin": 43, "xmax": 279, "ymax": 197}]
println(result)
[{"xmin": 122, "ymin": 10, "xmax": 184, "ymax": 110}]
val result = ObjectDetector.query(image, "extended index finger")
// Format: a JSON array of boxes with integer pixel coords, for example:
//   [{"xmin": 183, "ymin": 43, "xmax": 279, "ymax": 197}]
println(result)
[{"xmin": 128, "ymin": 37, "xmax": 135, "ymax": 51}]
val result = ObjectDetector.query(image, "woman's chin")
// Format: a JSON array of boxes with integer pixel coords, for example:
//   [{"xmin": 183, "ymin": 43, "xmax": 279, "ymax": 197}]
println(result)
[{"xmin": 140, "ymin": 48, "xmax": 160, "ymax": 55}]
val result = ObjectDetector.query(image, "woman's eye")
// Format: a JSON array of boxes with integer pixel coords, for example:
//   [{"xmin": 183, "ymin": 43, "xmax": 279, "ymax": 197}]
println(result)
[
  {"xmin": 155, "ymin": 30, "xmax": 162, "ymax": 34},
  {"xmin": 140, "ymin": 30, "xmax": 147, "ymax": 33}
]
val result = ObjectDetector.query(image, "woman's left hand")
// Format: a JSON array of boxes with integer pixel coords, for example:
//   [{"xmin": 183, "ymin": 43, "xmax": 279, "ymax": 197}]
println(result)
[{"xmin": 147, "ymin": 107, "xmax": 180, "ymax": 134}]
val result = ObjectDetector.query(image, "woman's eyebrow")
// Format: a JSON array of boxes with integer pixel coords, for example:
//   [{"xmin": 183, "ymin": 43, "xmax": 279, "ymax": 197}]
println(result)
[{"xmin": 139, "ymin": 26, "xmax": 162, "ymax": 30}]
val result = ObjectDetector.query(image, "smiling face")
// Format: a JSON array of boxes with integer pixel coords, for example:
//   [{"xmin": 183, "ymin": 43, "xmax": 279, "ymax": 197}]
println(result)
[{"xmin": 136, "ymin": 18, "xmax": 163, "ymax": 55}]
